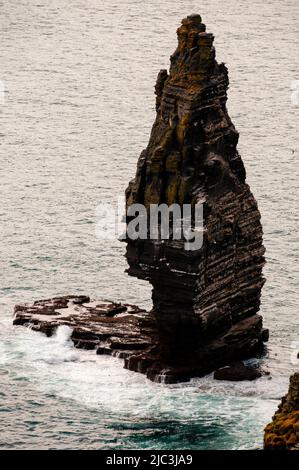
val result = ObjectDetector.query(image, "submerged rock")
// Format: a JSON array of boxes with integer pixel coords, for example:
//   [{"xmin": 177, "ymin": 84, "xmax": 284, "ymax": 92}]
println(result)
[
  {"xmin": 214, "ymin": 362, "xmax": 262, "ymax": 381},
  {"xmin": 264, "ymin": 373, "xmax": 299, "ymax": 450},
  {"xmin": 13, "ymin": 15, "xmax": 268, "ymax": 384}
]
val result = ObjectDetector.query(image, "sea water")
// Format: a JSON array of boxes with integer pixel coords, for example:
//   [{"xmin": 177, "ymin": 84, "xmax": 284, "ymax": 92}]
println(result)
[{"xmin": 0, "ymin": 0, "xmax": 298, "ymax": 449}]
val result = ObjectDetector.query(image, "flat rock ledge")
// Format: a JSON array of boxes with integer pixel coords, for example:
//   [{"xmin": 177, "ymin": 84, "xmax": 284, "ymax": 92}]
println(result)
[{"xmin": 14, "ymin": 295, "xmax": 268, "ymax": 384}]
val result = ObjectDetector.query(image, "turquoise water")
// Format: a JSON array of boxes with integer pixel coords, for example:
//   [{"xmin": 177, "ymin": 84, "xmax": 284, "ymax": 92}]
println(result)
[{"xmin": 0, "ymin": 0, "xmax": 298, "ymax": 449}]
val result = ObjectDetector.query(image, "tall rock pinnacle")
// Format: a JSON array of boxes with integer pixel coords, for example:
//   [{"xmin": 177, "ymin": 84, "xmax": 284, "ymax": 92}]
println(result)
[
  {"xmin": 124, "ymin": 15, "xmax": 268, "ymax": 380},
  {"xmin": 13, "ymin": 15, "xmax": 269, "ymax": 384}
]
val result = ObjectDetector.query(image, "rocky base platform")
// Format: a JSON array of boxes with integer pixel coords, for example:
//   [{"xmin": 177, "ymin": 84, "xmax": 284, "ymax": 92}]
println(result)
[
  {"xmin": 14, "ymin": 295, "xmax": 268, "ymax": 384},
  {"xmin": 264, "ymin": 372, "xmax": 299, "ymax": 450}
]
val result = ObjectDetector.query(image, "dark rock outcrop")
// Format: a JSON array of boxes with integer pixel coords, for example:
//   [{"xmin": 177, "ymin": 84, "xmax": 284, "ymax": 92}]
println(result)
[
  {"xmin": 214, "ymin": 362, "xmax": 262, "ymax": 381},
  {"xmin": 13, "ymin": 15, "xmax": 268, "ymax": 384},
  {"xmin": 124, "ymin": 14, "xmax": 268, "ymax": 380},
  {"xmin": 264, "ymin": 373, "xmax": 299, "ymax": 450}
]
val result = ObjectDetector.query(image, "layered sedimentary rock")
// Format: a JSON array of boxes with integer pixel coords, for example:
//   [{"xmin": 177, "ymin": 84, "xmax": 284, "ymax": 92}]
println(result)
[
  {"xmin": 13, "ymin": 15, "xmax": 268, "ymax": 383},
  {"xmin": 264, "ymin": 373, "xmax": 299, "ymax": 450},
  {"xmin": 124, "ymin": 14, "xmax": 268, "ymax": 380}
]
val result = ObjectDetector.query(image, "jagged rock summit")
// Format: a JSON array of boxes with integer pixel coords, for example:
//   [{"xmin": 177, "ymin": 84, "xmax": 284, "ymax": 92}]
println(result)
[{"xmin": 13, "ymin": 15, "xmax": 268, "ymax": 383}]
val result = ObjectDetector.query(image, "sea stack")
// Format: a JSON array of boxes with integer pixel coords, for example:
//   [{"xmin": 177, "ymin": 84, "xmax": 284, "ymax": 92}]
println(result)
[
  {"xmin": 124, "ymin": 14, "xmax": 268, "ymax": 381},
  {"xmin": 13, "ymin": 15, "xmax": 268, "ymax": 384}
]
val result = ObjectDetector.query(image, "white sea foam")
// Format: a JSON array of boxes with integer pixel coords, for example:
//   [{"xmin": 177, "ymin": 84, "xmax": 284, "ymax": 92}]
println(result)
[
  {"xmin": 7, "ymin": 324, "xmax": 285, "ymax": 419},
  {"xmin": 0, "ymin": 319, "xmax": 291, "ymax": 449}
]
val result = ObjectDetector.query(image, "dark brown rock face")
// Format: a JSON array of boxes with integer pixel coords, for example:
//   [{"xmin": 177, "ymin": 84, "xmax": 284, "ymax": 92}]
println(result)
[
  {"xmin": 13, "ymin": 15, "xmax": 268, "ymax": 384},
  {"xmin": 264, "ymin": 373, "xmax": 299, "ymax": 450},
  {"xmin": 13, "ymin": 296, "xmax": 158, "ymax": 356},
  {"xmin": 124, "ymin": 15, "xmax": 268, "ymax": 379}
]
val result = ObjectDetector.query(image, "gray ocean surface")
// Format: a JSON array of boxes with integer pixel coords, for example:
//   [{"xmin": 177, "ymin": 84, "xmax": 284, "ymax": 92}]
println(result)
[{"xmin": 0, "ymin": 0, "xmax": 298, "ymax": 449}]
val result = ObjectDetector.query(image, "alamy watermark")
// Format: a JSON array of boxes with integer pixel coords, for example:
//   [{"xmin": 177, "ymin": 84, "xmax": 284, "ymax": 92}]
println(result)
[{"xmin": 95, "ymin": 196, "xmax": 204, "ymax": 250}]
